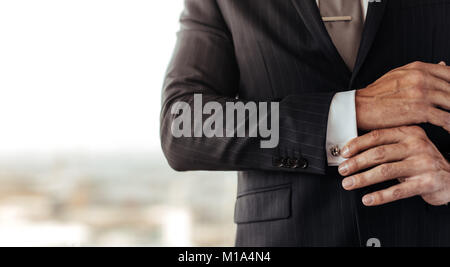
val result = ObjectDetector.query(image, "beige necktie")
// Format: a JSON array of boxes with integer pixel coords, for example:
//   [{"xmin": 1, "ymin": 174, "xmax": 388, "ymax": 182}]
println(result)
[{"xmin": 319, "ymin": 0, "xmax": 364, "ymax": 71}]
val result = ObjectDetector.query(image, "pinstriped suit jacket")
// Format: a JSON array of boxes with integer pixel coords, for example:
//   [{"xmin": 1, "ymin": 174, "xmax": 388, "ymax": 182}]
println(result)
[{"xmin": 161, "ymin": 0, "xmax": 450, "ymax": 246}]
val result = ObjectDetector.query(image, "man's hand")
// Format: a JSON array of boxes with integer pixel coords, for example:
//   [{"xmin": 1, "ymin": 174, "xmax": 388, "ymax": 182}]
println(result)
[
  {"xmin": 356, "ymin": 61, "xmax": 450, "ymax": 132},
  {"xmin": 338, "ymin": 126, "xmax": 450, "ymax": 207}
]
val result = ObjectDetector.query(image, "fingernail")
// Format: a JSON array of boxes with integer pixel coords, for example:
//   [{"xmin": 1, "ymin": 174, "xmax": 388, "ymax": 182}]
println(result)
[
  {"xmin": 439, "ymin": 61, "xmax": 447, "ymax": 66},
  {"xmin": 363, "ymin": 195, "xmax": 374, "ymax": 206},
  {"xmin": 341, "ymin": 146, "xmax": 350, "ymax": 157},
  {"xmin": 338, "ymin": 164, "xmax": 349, "ymax": 175},
  {"xmin": 342, "ymin": 178, "xmax": 354, "ymax": 189}
]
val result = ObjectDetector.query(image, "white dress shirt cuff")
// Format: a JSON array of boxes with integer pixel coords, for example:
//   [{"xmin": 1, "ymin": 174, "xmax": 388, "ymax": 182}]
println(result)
[{"xmin": 326, "ymin": 90, "xmax": 358, "ymax": 166}]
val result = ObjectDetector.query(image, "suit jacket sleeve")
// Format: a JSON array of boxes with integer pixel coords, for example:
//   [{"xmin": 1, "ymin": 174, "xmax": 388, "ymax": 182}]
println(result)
[{"xmin": 160, "ymin": 0, "xmax": 338, "ymax": 175}]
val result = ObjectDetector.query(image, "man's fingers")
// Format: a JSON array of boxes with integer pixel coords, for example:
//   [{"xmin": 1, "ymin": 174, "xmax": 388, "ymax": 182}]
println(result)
[
  {"xmin": 428, "ymin": 89, "xmax": 450, "ymax": 110},
  {"xmin": 427, "ymin": 107, "xmax": 450, "ymax": 133},
  {"xmin": 342, "ymin": 160, "xmax": 418, "ymax": 190},
  {"xmin": 427, "ymin": 64, "xmax": 450, "ymax": 82},
  {"xmin": 362, "ymin": 179, "xmax": 423, "ymax": 206},
  {"xmin": 339, "ymin": 143, "xmax": 408, "ymax": 176},
  {"xmin": 407, "ymin": 61, "xmax": 450, "ymax": 82},
  {"xmin": 427, "ymin": 75, "xmax": 450, "ymax": 94},
  {"xmin": 341, "ymin": 128, "xmax": 405, "ymax": 158}
]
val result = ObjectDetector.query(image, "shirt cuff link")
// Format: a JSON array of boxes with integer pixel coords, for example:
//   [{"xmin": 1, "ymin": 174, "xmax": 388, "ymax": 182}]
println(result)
[
  {"xmin": 330, "ymin": 145, "xmax": 341, "ymax": 157},
  {"xmin": 327, "ymin": 143, "xmax": 347, "ymax": 166}
]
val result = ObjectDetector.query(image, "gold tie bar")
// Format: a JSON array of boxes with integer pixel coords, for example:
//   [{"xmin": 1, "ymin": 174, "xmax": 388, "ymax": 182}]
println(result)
[{"xmin": 322, "ymin": 16, "xmax": 352, "ymax": 22}]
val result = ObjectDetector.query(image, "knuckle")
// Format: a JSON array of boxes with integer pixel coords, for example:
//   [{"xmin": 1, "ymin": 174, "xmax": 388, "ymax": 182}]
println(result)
[
  {"xmin": 426, "ymin": 143, "xmax": 438, "ymax": 155},
  {"xmin": 373, "ymin": 147, "xmax": 386, "ymax": 161},
  {"xmin": 424, "ymin": 105, "xmax": 436, "ymax": 121},
  {"xmin": 346, "ymin": 141, "xmax": 356, "ymax": 153},
  {"xmin": 421, "ymin": 155, "xmax": 437, "ymax": 169},
  {"xmin": 348, "ymin": 159, "xmax": 358, "ymax": 172},
  {"xmin": 392, "ymin": 188, "xmax": 405, "ymax": 200},
  {"xmin": 431, "ymin": 158, "xmax": 442, "ymax": 172},
  {"xmin": 409, "ymin": 69, "xmax": 427, "ymax": 85},
  {"xmin": 407, "ymin": 125, "xmax": 426, "ymax": 136},
  {"xmin": 409, "ymin": 61, "xmax": 424, "ymax": 69},
  {"xmin": 415, "ymin": 139, "xmax": 430, "ymax": 151},
  {"xmin": 420, "ymin": 155, "xmax": 434, "ymax": 168},
  {"xmin": 398, "ymin": 126, "xmax": 412, "ymax": 135},
  {"xmin": 401, "ymin": 141, "xmax": 412, "ymax": 153},
  {"xmin": 375, "ymin": 192, "xmax": 384, "ymax": 203},
  {"xmin": 421, "ymin": 176, "xmax": 437, "ymax": 192},
  {"xmin": 416, "ymin": 104, "xmax": 430, "ymax": 115},
  {"xmin": 437, "ymin": 160, "xmax": 449, "ymax": 172},
  {"xmin": 369, "ymin": 130, "xmax": 382, "ymax": 141},
  {"xmin": 418, "ymin": 108, "xmax": 433, "ymax": 125},
  {"xmin": 380, "ymin": 164, "xmax": 392, "ymax": 177},
  {"xmin": 423, "ymin": 195, "xmax": 446, "ymax": 206},
  {"xmin": 354, "ymin": 174, "xmax": 366, "ymax": 187}
]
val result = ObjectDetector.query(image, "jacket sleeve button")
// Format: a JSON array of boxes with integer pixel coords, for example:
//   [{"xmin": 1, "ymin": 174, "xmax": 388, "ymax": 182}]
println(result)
[
  {"xmin": 281, "ymin": 157, "xmax": 289, "ymax": 168},
  {"xmin": 288, "ymin": 158, "xmax": 300, "ymax": 169},
  {"xmin": 272, "ymin": 157, "xmax": 284, "ymax": 168},
  {"xmin": 300, "ymin": 158, "xmax": 309, "ymax": 169}
]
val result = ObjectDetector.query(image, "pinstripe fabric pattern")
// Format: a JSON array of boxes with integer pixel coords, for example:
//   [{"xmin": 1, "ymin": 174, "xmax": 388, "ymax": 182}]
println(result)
[{"xmin": 161, "ymin": 0, "xmax": 450, "ymax": 247}]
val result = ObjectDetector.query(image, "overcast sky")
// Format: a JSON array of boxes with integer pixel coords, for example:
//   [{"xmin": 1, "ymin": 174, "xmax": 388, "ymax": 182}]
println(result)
[{"xmin": 0, "ymin": 0, "xmax": 184, "ymax": 154}]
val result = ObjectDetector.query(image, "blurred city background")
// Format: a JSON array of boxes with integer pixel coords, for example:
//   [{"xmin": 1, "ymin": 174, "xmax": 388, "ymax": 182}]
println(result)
[{"xmin": 0, "ymin": 0, "xmax": 237, "ymax": 246}]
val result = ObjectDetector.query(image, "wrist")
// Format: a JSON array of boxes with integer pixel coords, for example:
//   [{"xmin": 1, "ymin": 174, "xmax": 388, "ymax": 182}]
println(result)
[{"xmin": 355, "ymin": 90, "xmax": 372, "ymax": 131}]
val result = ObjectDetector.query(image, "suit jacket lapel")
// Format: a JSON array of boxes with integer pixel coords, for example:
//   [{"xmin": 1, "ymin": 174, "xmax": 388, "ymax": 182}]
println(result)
[
  {"xmin": 290, "ymin": 0, "xmax": 351, "ymax": 84},
  {"xmin": 350, "ymin": 0, "xmax": 388, "ymax": 88}
]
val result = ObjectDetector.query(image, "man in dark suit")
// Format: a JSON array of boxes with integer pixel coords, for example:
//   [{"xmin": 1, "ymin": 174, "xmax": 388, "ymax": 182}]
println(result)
[{"xmin": 160, "ymin": 0, "xmax": 450, "ymax": 247}]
